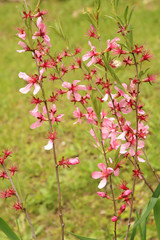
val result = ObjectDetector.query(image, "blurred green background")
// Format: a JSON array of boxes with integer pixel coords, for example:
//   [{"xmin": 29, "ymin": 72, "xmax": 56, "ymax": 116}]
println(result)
[{"xmin": 0, "ymin": 0, "xmax": 160, "ymax": 239}]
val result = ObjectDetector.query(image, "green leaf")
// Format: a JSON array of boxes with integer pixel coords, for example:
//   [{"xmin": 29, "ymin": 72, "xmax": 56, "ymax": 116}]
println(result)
[
  {"xmin": 127, "ymin": 28, "xmax": 133, "ymax": 48},
  {"xmin": 134, "ymin": 197, "xmax": 158, "ymax": 228},
  {"xmin": 102, "ymin": 55, "xmax": 126, "ymax": 92},
  {"xmin": 130, "ymin": 213, "xmax": 138, "ymax": 240},
  {"xmin": 124, "ymin": 6, "xmax": 129, "ymax": 25},
  {"xmin": 152, "ymin": 183, "xmax": 160, "ymax": 198},
  {"xmin": 91, "ymin": 90, "xmax": 102, "ymax": 122},
  {"xmin": 154, "ymin": 198, "xmax": 160, "ymax": 239},
  {"xmin": 0, "ymin": 218, "xmax": 20, "ymax": 240},
  {"xmin": 117, "ymin": 16, "xmax": 124, "ymax": 26},
  {"xmin": 70, "ymin": 232, "xmax": 97, "ymax": 240},
  {"xmin": 128, "ymin": 6, "xmax": 135, "ymax": 25},
  {"xmin": 97, "ymin": 0, "xmax": 101, "ymax": 11}
]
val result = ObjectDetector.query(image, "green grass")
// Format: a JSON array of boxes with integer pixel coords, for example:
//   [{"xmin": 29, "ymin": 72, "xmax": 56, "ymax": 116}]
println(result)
[{"xmin": 0, "ymin": 0, "xmax": 160, "ymax": 239}]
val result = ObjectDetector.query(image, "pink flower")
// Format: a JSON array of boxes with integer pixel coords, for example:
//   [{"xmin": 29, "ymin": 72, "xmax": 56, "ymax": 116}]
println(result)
[
  {"xmin": 97, "ymin": 192, "xmax": 111, "ymax": 199},
  {"xmin": 18, "ymin": 72, "xmax": 40, "ymax": 95},
  {"xmin": 90, "ymin": 129, "xmax": 100, "ymax": 148},
  {"xmin": 44, "ymin": 130, "xmax": 56, "ymax": 150},
  {"xmin": 105, "ymin": 37, "xmax": 120, "ymax": 52},
  {"xmin": 92, "ymin": 163, "xmax": 114, "ymax": 189},
  {"xmin": 73, "ymin": 107, "xmax": 84, "ymax": 124},
  {"xmin": 112, "ymin": 216, "xmax": 118, "ymax": 222},
  {"xmin": 118, "ymin": 204, "xmax": 126, "ymax": 215},
  {"xmin": 9, "ymin": 165, "xmax": 18, "ymax": 176},
  {"xmin": 17, "ymin": 41, "xmax": 31, "ymax": 53},
  {"xmin": 59, "ymin": 157, "xmax": 80, "ymax": 168},
  {"xmin": 86, "ymin": 25, "xmax": 98, "ymax": 39},
  {"xmin": 13, "ymin": 202, "xmax": 23, "ymax": 211},
  {"xmin": 50, "ymin": 104, "xmax": 64, "ymax": 124},
  {"xmin": 16, "ymin": 27, "xmax": 26, "ymax": 40},
  {"xmin": 62, "ymin": 80, "xmax": 86, "ymax": 101},
  {"xmin": 82, "ymin": 41, "xmax": 99, "ymax": 67},
  {"xmin": 143, "ymin": 74, "xmax": 157, "ymax": 84},
  {"xmin": 33, "ymin": 17, "xmax": 51, "ymax": 47},
  {"xmin": 30, "ymin": 106, "xmax": 47, "ymax": 129}
]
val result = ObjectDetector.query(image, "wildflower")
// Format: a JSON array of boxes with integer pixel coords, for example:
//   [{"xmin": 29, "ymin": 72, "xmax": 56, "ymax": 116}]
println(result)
[
  {"xmin": 82, "ymin": 41, "xmax": 99, "ymax": 67},
  {"xmin": 62, "ymin": 80, "xmax": 87, "ymax": 101},
  {"xmin": 112, "ymin": 216, "xmax": 118, "ymax": 222},
  {"xmin": 58, "ymin": 157, "xmax": 80, "ymax": 168},
  {"xmin": 18, "ymin": 72, "xmax": 40, "ymax": 95},
  {"xmin": 16, "ymin": 27, "xmax": 26, "ymax": 40},
  {"xmin": 33, "ymin": 17, "xmax": 51, "ymax": 47},
  {"xmin": 13, "ymin": 202, "xmax": 23, "ymax": 211},
  {"xmin": 92, "ymin": 163, "xmax": 114, "ymax": 189},
  {"xmin": 118, "ymin": 204, "xmax": 126, "ymax": 215},
  {"xmin": 30, "ymin": 106, "xmax": 47, "ymax": 129},
  {"xmin": 44, "ymin": 130, "xmax": 57, "ymax": 150}
]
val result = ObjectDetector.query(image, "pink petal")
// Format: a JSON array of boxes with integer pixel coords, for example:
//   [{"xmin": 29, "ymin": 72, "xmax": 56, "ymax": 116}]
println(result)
[
  {"xmin": 87, "ymin": 59, "xmax": 93, "ymax": 67},
  {"xmin": 97, "ymin": 192, "xmax": 106, "ymax": 197},
  {"xmin": 82, "ymin": 53, "xmax": 90, "ymax": 61},
  {"xmin": 98, "ymin": 178, "xmax": 107, "ymax": 189},
  {"xmin": 138, "ymin": 140, "xmax": 145, "ymax": 149},
  {"xmin": 30, "ymin": 105, "xmax": 39, "ymax": 114},
  {"xmin": 92, "ymin": 171, "xmax": 102, "ymax": 179},
  {"xmin": 44, "ymin": 139, "xmax": 53, "ymax": 150},
  {"xmin": 67, "ymin": 90, "xmax": 72, "ymax": 99},
  {"xmin": 30, "ymin": 120, "xmax": 43, "ymax": 129},
  {"xmin": 68, "ymin": 157, "xmax": 80, "ymax": 165},
  {"xmin": 137, "ymin": 157, "xmax": 145, "ymax": 163},
  {"xmin": 43, "ymin": 106, "xmax": 47, "ymax": 115},
  {"xmin": 114, "ymin": 168, "xmax": 120, "ymax": 176},
  {"xmin": 18, "ymin": 72, "xmax": 30, "ymax": 81},
  {"xmin": 37, "ymin": 17, "xmax": 42, "ymax": 29},
  {"xmin": 62, "ymin": 81, "xmax": 71, "ymax": 89},
  {"xmin": 107, "ymin": 167, "xmax": 114, "ymax": 175},
  {"xmin": 76, "ymin": 85, "xmax": 87, "ymax": 91},
  {"xmin": 19, "ymin": 83, "xmax": 32, "ymax": 94},
  {"xmin": 73, "ymin": 80, "xmax": 81, "ymax": 85},
  {"xmin": 98, "ymin": 163, "xmax": 107, "ymax": 172},
  {"xmin": 74, "ymin": 92, "xmax": 81, "ymax": 101},
  {"xmin": 129, "ymin": 147, "xmax": 135, "ymax": 156},
  {"xmin": 120, "ymin": 142, "xmax": 130, "ymax": 154},
  {"xmin": 102, "ymin": 94, "xmax": 109, "ymax": 102},
  {"xmin": 33, "ymin": 83, "xmax": 40, "ymax": 95}
]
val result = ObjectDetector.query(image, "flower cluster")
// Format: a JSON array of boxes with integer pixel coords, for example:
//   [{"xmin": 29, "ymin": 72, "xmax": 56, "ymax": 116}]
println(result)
[
  {"xmin": 14, "ymin": 3, "xmax": 158, "ymax": 240},
  {"xmin": 0, "ymin": 150, "xmax": 22, "ymax": 210},
  {"xmin": 60, "ymin": 20, "xmax": 155, "ymax": 223}
]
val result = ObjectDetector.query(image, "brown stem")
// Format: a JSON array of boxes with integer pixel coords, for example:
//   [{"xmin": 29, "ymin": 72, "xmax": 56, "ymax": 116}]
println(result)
[
  {"xmin": 128, "ymin": 156, "xmax": 154, "ymax": 193},
  {"xmin": 143, "ymin": 149, "xmax": 160, "ymax": 183},
  {"xmin": 34, "ymin": 53, "xmax": 64, "ymax": 240},
  {"xmin": 2, "ymin": 164, "xmax": 37, "ymax": 240},
  {"xmin": 98, "ymin": 34, "xmax": 118, "ymax": 240},
  {"xmin": 124, "ymin": 176, "xmax": 136, "ymax": 240},
  {"xmin": 124, "ymin": 53, "xmax": 139, "ymax": 240}
]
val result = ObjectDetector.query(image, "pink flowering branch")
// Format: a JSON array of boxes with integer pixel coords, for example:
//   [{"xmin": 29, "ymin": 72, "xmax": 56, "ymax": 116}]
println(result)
[
  {"xmin": 1, "ymin": 162, "xmax": 37, "ymax": 240},
  {"xmin": 33, "ymin": 52, "xmax": 65, "ymax": 239}
]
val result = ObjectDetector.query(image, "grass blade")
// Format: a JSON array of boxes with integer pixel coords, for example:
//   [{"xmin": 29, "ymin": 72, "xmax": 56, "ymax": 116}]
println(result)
[
  {"xmin": 154, "ymin": 198, "xmax": 160, "ymax": 239},
  {"xmin": 70, "ymin": 232, "xmax": 97, "ymax": 240},
  {"xmin": 0, "ymin": 218, "xmax": 19, "ymax": 240}
]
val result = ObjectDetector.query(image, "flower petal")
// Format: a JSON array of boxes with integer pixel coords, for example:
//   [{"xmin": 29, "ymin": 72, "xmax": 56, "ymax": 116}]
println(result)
[
  {"xmin": 19, "ymin": 83, "xmax": 32, "ymax": 94},
  {"xmin": 98, "ymin": 163, "xmax": 107, "ymax": 172},
  {"xmin": 44, "ymin": 140, "xmax": 53, "ymax": 150},
  {"xmin": 98, "ymin": 178, "xmax": 107, "ymax": 189},
  {"xmin": 92, "ymin": 171, "xmax": 102, "ymax": 179}
]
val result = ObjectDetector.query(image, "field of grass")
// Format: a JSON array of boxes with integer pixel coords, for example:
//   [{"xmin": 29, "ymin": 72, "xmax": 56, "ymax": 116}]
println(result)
[{"xmin": 0, "ymin": 0, "xmax": 160, "ymax": 239}]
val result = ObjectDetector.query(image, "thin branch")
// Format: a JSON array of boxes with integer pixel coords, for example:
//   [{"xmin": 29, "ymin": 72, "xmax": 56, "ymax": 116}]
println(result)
[
  {"xmin": 143, "ymin": 149, "xmax": 160, "ymax": 183},
  {"xmin": 2, "ymin": 164, "xmax": 37, "ymax": 240},
  {"xmin": 33, "ymin": 52, "xmax": 65, "ymax": 240}
]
